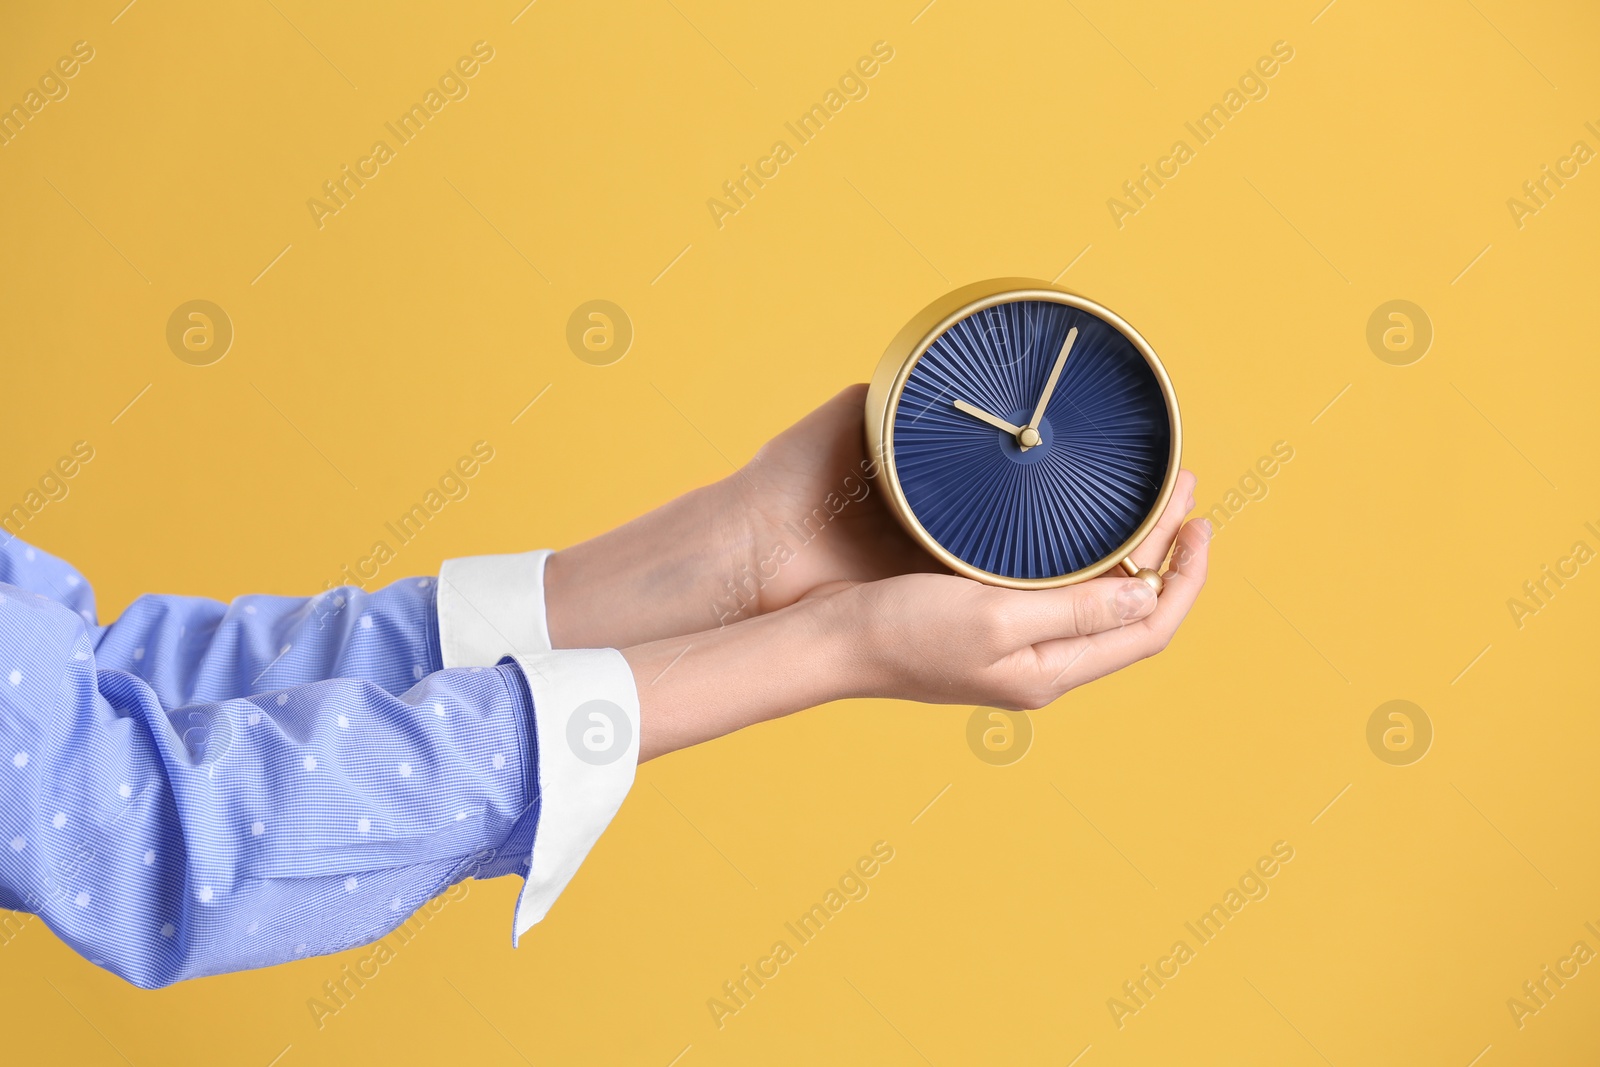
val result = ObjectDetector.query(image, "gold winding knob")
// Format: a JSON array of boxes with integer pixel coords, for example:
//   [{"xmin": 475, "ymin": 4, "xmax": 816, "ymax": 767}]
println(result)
[
  {"xmin": 1134, "ymin": 568, "xmax": 1163, "ymax": 595},
  {"xmin": 1120, "ymin": 557, "xmax": 1164, "ymax": 595}
]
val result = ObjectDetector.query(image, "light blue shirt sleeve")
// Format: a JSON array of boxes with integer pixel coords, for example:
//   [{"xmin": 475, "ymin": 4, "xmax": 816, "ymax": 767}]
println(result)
[
  {"xmin": 0, "ymin": 537, "xmax": 444, "ymax": 706},
  {"xmin": 0, "ymin": 538, "xmax": 541, "ymax": 988}
]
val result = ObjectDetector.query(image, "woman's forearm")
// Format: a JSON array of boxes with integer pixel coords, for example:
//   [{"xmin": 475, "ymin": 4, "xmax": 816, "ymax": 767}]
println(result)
[
  {"xmin": 545, "ymin": 478, "xmax": 750, "ymax": 650},
  {"xmin": 623, "ymin": 595, "xmax": 862, "ymax": 762},
  {"xmin": 621, "ymin": 499, "xmax": 1210, "ymax": 763}
]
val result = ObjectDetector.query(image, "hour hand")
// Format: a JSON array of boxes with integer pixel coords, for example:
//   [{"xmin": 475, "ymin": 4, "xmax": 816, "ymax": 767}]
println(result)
[{"xmin": 953, "ymin": 399, "xmax": 1025, "ymax": 437}]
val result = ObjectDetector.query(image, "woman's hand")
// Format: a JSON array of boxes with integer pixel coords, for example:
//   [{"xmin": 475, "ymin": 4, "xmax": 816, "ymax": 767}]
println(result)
[
  {"xmin": 545, "ymin": 385, "xmax": 926, "ymax": 649},
  {"xmin": 725, "ymin": 383, "xmax": 940, "ymax": 616},
  {"xmin": 825, "ymin": 507, "xmax": 1207, "ymax": 710},
  {"xmin": 548, "ymin": 382, "xmax": 1206, "ymax": 713},
  {"xmin": 625, "ymin": 480, "xmax": 1210, "ymax": 761}
]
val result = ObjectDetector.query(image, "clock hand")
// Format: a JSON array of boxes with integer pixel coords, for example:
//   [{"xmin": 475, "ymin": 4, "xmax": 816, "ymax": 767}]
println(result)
[
  {"xmin": 1021, "ymin": 326, "xmax": 1078, "ymax": 450},
  {"xmin": 952, "ymin": 399, "xmax": 1026, "ymax": 437}
]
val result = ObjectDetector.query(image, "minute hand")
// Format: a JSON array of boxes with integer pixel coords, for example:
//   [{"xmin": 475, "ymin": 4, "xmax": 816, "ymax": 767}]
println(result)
[{"xmin": 1022, "ymin": 326, "xmax": 1079, "ymax": 451}]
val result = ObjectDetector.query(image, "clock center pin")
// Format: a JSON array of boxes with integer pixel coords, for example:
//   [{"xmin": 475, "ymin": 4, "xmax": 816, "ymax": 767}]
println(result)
[{"xmin": 998, "ymin": 410, "xmax": 1055, "ymax": 467}]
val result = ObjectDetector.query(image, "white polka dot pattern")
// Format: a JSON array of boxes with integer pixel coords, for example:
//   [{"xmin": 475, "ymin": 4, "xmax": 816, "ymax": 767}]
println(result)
[{"xmin": 0, "ymin": 537, "xmax": 542, "ymax": 988}]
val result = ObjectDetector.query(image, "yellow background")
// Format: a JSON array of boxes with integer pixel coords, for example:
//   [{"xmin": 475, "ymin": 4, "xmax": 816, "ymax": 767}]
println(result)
[{"xmin": 3, "ymin": 0, "xmax": 1598, "ymax": 1063}]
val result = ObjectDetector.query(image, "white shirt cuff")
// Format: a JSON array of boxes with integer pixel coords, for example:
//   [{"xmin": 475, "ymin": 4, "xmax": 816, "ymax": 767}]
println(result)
[
  {"xmin": 438, "ymin": 549, "xmax": 554, "ymax": 665},
  {"xmin": 509, "ymin": 648, "xmax": 639, "ymax": 943},
  {"xmin": 436, "ymin": 550, "xmax": 640, "ymax": 943}
]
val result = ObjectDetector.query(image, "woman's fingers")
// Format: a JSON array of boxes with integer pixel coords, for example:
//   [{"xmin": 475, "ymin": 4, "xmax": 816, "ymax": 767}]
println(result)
[
  {"xmin": 1150, "ymin": 515, "xmax": 1211, "ymax": 620},
  {"xmin": 996, "ymin": 469, "xmax": 1195, "ymax": 647},
  {"xmin": 1030, "ymin": 517, "xmax": 1212, "ymax": 688},
  {"xmin": 1128, "ymin": 469, "xmax": 1197, "ymax": 573},
  {"xmin": 995, "ymin": 573, "xmax": 1159, "ymax": 645},
  {"xmin": 987, "ymin": 470, "xmax": 1196, "ymax": 648},
  {"xmin": 1096, "ymin": 516, "xmax": 1212, "ymax": 661}
]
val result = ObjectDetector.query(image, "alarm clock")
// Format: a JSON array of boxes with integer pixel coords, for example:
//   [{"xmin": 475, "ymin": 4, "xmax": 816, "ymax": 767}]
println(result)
[{"xmin": 865, "ymin": 278, "xmax": 1181, "ymax": 593}]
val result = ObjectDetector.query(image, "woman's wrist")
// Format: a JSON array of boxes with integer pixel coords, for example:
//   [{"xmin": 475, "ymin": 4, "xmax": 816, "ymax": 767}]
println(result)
[
  {"xmin": 624, "ymin": 592, "xmax": 867, "ymax": 762},
  {"xmin": 545, "ymin": 476, "xmax": 754, "ymax": 650}
]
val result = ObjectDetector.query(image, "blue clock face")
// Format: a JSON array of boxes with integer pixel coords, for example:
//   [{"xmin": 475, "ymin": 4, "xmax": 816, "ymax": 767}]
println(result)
[{"xmin": 890, "ymin": 298, "xmax": 1172, "ymax": 582}]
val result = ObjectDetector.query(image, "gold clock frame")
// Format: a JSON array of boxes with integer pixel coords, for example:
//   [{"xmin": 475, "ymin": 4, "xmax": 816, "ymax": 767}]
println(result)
[{"xmin": 864, "ymin": 278, "xmax": 1183, "ymax": 592}]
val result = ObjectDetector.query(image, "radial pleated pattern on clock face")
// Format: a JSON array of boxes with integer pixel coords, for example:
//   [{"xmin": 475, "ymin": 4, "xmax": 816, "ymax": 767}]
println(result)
[{"xmin": 891, "ymin": 299, "xmax": 1172, "ymax": 581}]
